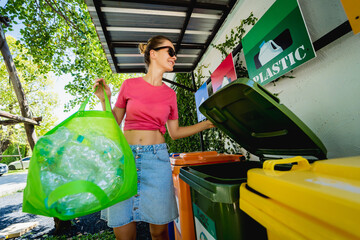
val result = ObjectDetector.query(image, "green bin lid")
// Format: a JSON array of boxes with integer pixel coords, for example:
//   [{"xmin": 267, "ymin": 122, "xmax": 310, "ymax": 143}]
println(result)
[{"xmin": 199, "ymin": 78, "xmax": 327, "ymax": 160}]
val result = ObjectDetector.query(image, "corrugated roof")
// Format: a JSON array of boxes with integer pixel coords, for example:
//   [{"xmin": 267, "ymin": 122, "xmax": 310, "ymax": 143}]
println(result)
[{"xmin": 85, "ymin": 0, "xmax": 237, "ymax": 73}]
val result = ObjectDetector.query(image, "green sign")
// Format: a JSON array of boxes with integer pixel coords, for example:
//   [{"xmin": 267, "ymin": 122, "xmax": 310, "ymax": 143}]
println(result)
[
  {"xmin": 193, "ymin": 204, "xmax": 217, "ymax": 240},
  {"xmin": 243, "ymin": 0, "xmax": 316, "ymax": 85}
]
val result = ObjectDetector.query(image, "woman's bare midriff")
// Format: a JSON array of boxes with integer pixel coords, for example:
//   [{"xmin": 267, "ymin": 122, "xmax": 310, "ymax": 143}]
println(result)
[{"xmin": 124, "ymin": 130, "xmax": 165, "ymax": 145}]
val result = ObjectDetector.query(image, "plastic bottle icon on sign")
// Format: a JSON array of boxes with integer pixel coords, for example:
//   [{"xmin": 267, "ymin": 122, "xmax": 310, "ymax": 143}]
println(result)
[{"xmin": 258, "ymin": 40, "xmax": 283, "ymax": 66}]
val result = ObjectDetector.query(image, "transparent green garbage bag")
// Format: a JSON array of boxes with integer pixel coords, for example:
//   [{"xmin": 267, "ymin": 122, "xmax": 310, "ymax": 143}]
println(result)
[{"xmin": 23, "ymin": 87, "xmax": 137, "ymax": 220}]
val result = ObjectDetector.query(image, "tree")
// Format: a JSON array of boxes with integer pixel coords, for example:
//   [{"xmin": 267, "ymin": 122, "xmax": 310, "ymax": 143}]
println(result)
[
  {"xmin": 0, "ymin": 35, "xmax": 58, "ymax": 158},
  {"xmin": 1, "ymin": 0, "xmax": 137, "ymax": 111}
]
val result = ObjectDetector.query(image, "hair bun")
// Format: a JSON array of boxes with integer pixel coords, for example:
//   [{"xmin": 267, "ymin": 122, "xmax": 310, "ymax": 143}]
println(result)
[{"xmin": 139, "ymin": 43, "xmax": 147, "ymax": 54}]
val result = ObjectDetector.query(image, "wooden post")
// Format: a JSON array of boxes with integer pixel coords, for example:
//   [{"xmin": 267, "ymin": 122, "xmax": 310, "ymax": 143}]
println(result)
[{"xmin": 0, "ymin": 19, "xmax": 37, "ymax": 150}]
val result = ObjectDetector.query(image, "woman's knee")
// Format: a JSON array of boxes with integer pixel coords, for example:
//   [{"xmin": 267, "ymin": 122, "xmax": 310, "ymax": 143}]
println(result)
[
  {"xmin": 149, "ymin": 223, "xmax": 169, "ymax": 240},
  {"xmin": 113, "ymin": 222, "xmax": 137, "ymax": 240}
]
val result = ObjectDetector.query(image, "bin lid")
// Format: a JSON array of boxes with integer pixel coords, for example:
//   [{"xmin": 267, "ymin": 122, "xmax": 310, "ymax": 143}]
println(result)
[
  {"xmin": 199, "ymin": 78, "xmax": 327, "ymax": 160},
  {"xmin": 170, "ymin": 151, "xmax": 243, "ymax": 166}
]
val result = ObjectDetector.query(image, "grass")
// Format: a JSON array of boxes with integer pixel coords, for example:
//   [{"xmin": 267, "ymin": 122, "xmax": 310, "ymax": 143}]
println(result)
[
  {"xmin": 5, "ymin": 169, "xmax": 28, "ymax": 175},
  {"xmin": 41, "ymin": 230, "xmax": 115, "ymax": 239}
]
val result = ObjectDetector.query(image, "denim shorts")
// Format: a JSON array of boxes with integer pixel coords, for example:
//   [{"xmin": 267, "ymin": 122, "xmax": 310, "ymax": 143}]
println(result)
[{"xmin": 101, "ymin": 143, "xmax": 179, "ymax": 227}]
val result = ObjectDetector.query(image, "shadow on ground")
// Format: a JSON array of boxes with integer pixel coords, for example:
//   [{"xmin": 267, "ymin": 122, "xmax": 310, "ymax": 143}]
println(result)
[{"xmin": 1, "ymin": 192, "xmax": 152, "ymax": 239}]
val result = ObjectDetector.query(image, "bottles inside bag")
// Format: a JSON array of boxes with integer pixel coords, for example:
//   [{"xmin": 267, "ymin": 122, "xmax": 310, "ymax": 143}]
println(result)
[{"xmin": 36, "ymin": 126, "xmax": 125, "ymax": 215}]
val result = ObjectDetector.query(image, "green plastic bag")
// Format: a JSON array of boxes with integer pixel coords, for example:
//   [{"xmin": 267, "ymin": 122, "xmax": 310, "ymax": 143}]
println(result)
[{"xmin": 23, "ymin": 87, "xmax": 137, "ymax": 220}]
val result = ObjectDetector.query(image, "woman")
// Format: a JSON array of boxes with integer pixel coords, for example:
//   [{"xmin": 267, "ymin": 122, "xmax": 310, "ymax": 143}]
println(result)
[{"xmin": 94, "ymin": 35, "xmax": 214, "ymax": 240}]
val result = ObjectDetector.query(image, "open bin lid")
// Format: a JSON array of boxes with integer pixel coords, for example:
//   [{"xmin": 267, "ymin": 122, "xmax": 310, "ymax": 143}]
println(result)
[{"xmin": 199, "ymin": 78, "xmax": 327, "ymax": 160}]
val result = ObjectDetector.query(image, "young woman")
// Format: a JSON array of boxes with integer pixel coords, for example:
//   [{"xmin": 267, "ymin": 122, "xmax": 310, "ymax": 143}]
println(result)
[{"xmin": 94, "ymin": 35, "xmax": 214, "ymax": 240}]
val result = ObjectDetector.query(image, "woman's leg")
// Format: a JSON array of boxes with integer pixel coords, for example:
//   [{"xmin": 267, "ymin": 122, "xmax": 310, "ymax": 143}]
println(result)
[
  {"xmin": 113, "ymin": 222, "xmax": 137, "ymax": 240},
  {"xmin": 149, "ymin": 223, "xmax": 169, "ymax": 240}
]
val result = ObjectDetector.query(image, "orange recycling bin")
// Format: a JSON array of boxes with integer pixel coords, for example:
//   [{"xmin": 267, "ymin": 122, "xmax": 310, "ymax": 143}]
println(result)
[{"xmin": 170, "ymin": 151, "xmax": 244, "ymax": 240}]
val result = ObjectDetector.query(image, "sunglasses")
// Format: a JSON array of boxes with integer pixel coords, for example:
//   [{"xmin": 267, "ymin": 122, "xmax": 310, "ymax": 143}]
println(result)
[{"xmin": 153, "ymin": 46, "xmax": 177, "ymax": 57}]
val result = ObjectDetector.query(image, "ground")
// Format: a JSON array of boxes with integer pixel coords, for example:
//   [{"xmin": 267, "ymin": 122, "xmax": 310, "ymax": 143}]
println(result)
[{"xmin": 0, "ymin": 191, "xmax": 152, "ymax": 239}]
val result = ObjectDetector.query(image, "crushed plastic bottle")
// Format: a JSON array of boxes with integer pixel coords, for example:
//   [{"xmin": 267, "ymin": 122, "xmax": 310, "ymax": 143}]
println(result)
[{"xmin": 37, "ymin": 126, "xmax": 125, "ymax": 215}]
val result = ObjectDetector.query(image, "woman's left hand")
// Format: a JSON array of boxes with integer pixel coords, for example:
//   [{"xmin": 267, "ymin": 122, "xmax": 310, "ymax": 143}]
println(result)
[{"xmin": 205, "ymin": 120, "xmax": 215, "ymax": 129}]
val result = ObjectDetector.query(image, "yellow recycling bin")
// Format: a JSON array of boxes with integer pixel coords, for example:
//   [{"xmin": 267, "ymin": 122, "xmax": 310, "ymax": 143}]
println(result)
[{"xmin": 240, "ymin": 156, "xmax": 360, "ymax": 240}]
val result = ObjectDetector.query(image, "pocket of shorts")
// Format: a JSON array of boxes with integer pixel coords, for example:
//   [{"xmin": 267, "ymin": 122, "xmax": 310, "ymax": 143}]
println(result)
[{"xmin": 155, "ymin": 149, "xmax": 170, "ymax": 162}]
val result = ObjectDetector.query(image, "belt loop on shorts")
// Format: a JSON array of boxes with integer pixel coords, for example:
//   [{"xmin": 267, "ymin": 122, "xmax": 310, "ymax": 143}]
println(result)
[{"xmin": 153, "ymin": 145, "xmax": 156, "ymax": 154}]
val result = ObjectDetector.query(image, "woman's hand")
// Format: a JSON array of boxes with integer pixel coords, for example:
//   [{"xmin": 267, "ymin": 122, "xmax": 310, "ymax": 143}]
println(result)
[
  {"xmin": 204, "ymin": 120, "xmax": 215, "ymax": 129},
  {"xmin": 166, "ymin": 119, "xmax": 215, "ymax": 140},
  {"xmin": 93, "ymin": 78, "xmax": 111, "ymax": 102}
]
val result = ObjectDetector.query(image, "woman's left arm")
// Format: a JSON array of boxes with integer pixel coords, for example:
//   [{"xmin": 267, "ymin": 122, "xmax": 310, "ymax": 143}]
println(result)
[{"xmin": 166, "ymin": 119, "xmax": 215, "ymax": 140}]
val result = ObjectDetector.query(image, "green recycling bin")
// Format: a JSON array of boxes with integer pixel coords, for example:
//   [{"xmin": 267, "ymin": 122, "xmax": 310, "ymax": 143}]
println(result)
[
  {"xmin": 179, "ymin": 161, "xmax": 266, "ymax": 240},
  {"xmin": 180, "ymin": 78, "xmax": 327, "ymax": 240}
]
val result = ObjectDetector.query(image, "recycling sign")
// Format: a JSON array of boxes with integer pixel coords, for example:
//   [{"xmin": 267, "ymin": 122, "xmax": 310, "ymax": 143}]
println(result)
[{"xmin": 243, "ymin": 0, "xmax": 316, "ymax": 85}]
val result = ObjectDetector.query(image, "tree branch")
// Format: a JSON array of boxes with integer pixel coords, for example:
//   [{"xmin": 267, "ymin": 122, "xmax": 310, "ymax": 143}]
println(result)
[
  {"xmin": 0, "ymin": 110, "xmax": 40, "ymax": 125},
  {"xmin": 44, "ymin": 0, "xmax": 83, "ymax": 35}
]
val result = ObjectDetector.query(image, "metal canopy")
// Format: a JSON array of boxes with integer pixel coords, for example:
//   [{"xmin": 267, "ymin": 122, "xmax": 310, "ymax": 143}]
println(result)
[{"xmin": 86, "ymin": 0, "xmax": 237, "ymax": 73}]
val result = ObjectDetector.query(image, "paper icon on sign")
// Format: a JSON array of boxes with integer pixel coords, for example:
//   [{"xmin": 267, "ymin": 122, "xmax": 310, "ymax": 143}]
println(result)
[{"xmin": 221, "ymin": 76, "xmax": 231, "ymax": 88}]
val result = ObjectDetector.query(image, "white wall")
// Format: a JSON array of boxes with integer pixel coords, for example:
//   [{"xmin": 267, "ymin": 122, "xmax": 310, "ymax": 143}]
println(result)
[{"xmin": 197, "ymin": 0, "xmax": 360, "ymax": 158}]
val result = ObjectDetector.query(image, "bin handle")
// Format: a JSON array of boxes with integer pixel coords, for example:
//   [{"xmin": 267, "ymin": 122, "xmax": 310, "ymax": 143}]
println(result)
[{"xmin": 263, "ymin": 156, "xmax": 310, "ymax": 171}]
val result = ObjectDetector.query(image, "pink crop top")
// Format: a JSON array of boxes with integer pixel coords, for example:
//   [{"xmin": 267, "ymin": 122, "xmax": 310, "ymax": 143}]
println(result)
[{"xmin": 115, "ymin": 77, "xmax": 178, "ymax": 134}]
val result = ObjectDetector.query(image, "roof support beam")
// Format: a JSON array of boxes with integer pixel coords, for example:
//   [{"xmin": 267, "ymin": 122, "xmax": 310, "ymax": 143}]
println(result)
[
  {"xmin": 175, "ymin": 0, "xmax": 196, "ymax": 54},
  {"xmin": 115, "ymin": 0, "xmax": 227, "ymax": 11},
  {"xmin": 115, "ymin": 68, "xmax": 194, "ymax": 73},
  {"xmin": 89, "ymin": 7, "xmax": 220, "ymax": 20},
  {"xmin": 112, "ymin": 42, "xmax": 205, "ymax": 49},
  {"xmin": 105, "ymin": 27, "xmax": 210, "ymax": 35}
]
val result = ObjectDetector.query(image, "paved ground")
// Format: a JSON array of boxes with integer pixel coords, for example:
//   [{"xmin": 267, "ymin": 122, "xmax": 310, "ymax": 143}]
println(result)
[
  {"xmin": 0, "ymin": 171, "xmax": 28, "ymax": 197},
  {"xmin": 0, "ymin": 172, "xmax": 152, "ymax": 239}
]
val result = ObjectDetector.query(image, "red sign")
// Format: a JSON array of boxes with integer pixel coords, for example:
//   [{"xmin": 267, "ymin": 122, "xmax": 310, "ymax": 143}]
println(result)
[{"xmin": 210, "ymin": 53, "xmax": 237, "ymax": 93}]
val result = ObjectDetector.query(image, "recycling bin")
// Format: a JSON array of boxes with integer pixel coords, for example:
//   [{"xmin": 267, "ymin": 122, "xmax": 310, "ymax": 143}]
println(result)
[
  {"xmin": 240, "ymin": 156, "xmax": 360, "ymax": 240},
  {"xmin": 182, "ymin": 78, "xmax": 328, "ymax": 240},
  {"xmin": 171, "ymin": 151, "xmax": 243, "ymax": 240},
  {"xmin": 180, "ymin": 161, "xmax": 266, "ymax": 240}
]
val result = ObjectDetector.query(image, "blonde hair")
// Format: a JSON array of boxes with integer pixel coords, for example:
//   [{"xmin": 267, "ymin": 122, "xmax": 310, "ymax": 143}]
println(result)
[{"xmin": 138, "ymin": 35, "xmax": 172, "ymax": 67}]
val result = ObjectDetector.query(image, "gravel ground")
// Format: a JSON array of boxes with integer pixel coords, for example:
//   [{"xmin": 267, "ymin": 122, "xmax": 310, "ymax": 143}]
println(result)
[{"xmin": 0, "ymin": 192, "xmax": 152, "ymax": 239}]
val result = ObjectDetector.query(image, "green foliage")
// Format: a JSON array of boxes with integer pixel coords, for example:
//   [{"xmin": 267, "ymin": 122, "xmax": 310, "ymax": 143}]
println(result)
[
  {"xmin": 211, "ymin": 12, "xmax": 257, "ymax": 78},
  {"xmin": 164, "ymin": 73, "xmax": 201, "ymax": 153},
  {"xmin": 1, "ymin": 143, "xmax": 29, "ymax": 165},
  {"xmin": 0, "ymin": 0, "xmax": 137, "ymax": 111},
  {"xmin": 0, "ymin": 36, "xmax": 58, "ymax": 155},
  {"xmin": 211, "ymin": 12, "xmax": 257, "ymax": 60}
]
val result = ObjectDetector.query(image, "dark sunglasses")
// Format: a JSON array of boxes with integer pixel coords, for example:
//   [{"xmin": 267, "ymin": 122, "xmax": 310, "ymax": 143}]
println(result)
[{"xmin": 153, "ymin": 46, "xmax": 176, "ymax": 57}]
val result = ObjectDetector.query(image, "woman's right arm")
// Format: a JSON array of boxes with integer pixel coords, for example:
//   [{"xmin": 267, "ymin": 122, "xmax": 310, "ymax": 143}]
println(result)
[
  {"xmin": 112, "ymin": 107, "xmax": 125, "ymax": 125},
  {"xmin": 93, "ymin": 78, "xmax": 125, "ymax": 125}
]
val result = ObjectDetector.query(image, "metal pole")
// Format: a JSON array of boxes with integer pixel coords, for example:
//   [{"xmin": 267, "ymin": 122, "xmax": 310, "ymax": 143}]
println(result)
[{"xmin": 191, "ymin": 71, "xmax": 205, "ymax": 151}]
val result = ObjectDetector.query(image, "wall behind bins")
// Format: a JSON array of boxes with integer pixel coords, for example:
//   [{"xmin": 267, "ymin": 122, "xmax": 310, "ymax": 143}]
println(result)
[{"xmin": 197, "ymin": 0, "xmax": 360, "ymax": 158}]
